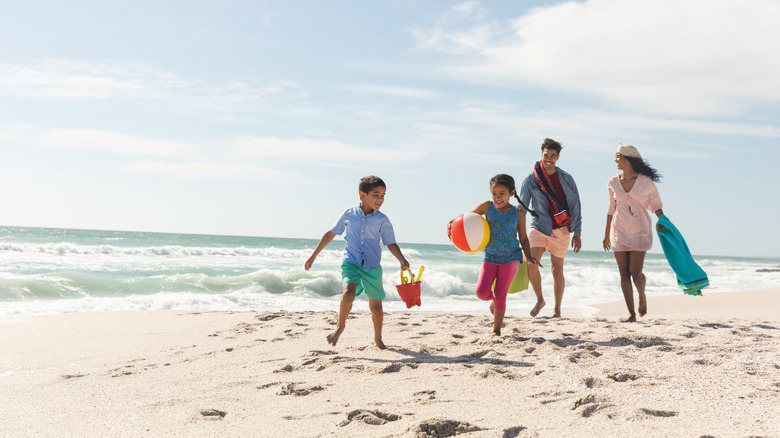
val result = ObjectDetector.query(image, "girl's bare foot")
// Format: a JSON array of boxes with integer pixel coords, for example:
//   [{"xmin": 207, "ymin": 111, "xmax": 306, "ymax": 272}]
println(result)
[
  {"xmin": 552, "ymin": 313, "xmax": 561, "ymax": 318},
  {"xmin": 623, "ymin": 314, "xmax": 637, "ymax": 323},
  {"xmin": 530, "ymin": 300, "xmax": 545, "ymax": 317},
  {"xmin": 375, "ymin": 338, "xmax": 387, "ymax": 350},
  {"xmin": 326, "ymin": 328, "xmax": 343, "ymax": 346},
  {"xmin": 489, "ymin": 301, "xmax": 495, "ymax": 315},
  {"xmin": 638, "ymin": 295, "xmax": 647, "ymax": 317}
]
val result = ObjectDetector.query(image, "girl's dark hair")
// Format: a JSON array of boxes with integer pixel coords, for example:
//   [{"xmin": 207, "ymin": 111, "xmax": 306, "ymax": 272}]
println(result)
[
  {"xmin": 625, "ymin": 157, "xmax": 662, "ymax": 183},
  {"xmin": 490, "ymin": 174, "xmax": 538, "ymax": 218}
]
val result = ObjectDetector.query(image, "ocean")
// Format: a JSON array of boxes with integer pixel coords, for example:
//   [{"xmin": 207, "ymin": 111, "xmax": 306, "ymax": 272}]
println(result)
[{"xmin": 1, "ymin": 226, "xmax": 778, "ymax": 320}]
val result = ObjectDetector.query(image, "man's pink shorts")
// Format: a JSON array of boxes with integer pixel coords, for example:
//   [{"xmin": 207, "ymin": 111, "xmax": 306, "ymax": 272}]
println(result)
[{"xmin": 529, "ymin": 227, "xmax": 570, "ymax": 259}]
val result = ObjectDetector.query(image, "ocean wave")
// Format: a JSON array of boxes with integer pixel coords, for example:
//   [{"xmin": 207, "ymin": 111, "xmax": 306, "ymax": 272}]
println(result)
[{"xmin": 0, "ymin": 242, "xmax": 342, "ymax": 259}]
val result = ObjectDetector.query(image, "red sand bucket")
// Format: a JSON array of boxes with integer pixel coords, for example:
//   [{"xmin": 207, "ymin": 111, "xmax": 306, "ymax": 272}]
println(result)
[{"xmin": 396, "ymin": 268, "xmax": 422, "ymax": 308}]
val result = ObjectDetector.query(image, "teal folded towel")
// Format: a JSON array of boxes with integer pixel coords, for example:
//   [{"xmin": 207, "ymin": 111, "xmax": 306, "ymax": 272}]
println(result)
[{"xmin": 656, "ymin": 215, "xmax": 709, "ymax": 296}]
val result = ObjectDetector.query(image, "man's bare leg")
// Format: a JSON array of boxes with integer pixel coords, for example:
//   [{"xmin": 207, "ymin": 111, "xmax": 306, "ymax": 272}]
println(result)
[
  {"xmin": 550, "ymin": 254, "xmax": 565, "ymax": 317},
  {"xmin": 528, "ymin": 247, "xmax": 546, "ymax": 317}
]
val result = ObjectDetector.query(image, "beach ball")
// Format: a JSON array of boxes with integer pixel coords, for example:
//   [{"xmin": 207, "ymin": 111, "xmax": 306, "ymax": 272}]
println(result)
[{"xmin": 451, "ymin": 212, "xmax": 490, "ymax": 253}]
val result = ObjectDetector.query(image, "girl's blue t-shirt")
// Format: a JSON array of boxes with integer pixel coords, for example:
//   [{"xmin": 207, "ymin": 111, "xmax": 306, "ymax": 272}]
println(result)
[{"xmin": 484, "ymin": 202, "xmax": 523, "ymax": 265}]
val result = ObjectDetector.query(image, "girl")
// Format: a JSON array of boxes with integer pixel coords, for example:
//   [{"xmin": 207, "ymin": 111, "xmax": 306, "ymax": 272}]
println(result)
[
  {"xmin": 602, "ymin": 145, "xmax": 667, "ymax": 322},
  {"xmin": 449, "ymin": 174, "xmax": 541, "ymax": 335}
]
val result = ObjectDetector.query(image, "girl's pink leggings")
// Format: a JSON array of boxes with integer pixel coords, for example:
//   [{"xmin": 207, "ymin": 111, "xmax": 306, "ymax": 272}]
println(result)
[{"xmin": 475, "ymin": 260, "xmax": 519, "ymax": 312}]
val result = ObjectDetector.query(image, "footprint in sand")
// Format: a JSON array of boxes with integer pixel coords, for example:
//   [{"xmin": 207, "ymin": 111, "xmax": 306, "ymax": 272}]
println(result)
[
  {"xmin": 699, "ymin": 323, "xmax": 731, "ymax": 329},
  {"xmin": 256, "ymin": 312, "xmax": 284, "ymax": 322},
  {"xmin": 256, "ymin": 381, "xmax": 282, "ymax": 390},
  {"xmin": 377, "ymin": 363, "xmax": 419, "ymax": 374},
  {"xmin": 273, "ymin": 364, "xmax": 294, "ymax": 373},
  {"xmin": 405, "ymin": 418, "xmax": 483, "ymax": 437},
  {"xmin": 476, "ymin": 366, "xmax": 516, "ymax": 380},
  {"xmin": 413, "ymin": 390, "xmax": 436, "ymax": 401},
  {"xmin": 530, "ymin": 390, "xmax": 574, "ymax": 405},
  {"xmin": 306, "ymin": 350, "xmax": 338, "ymax": 357},
  {"xmin": 502, "ymin": 426, "xmax": 530, "ymax": 438},
  {"xmin": 337, "ymin": 409, "xmax": 400, "ymax": 426},
  {"xmin": 572, "ymin": 394, "xmax": 613, "ymax": 418},
  {"xmin": 639, "ymin": 408, "xmax": 678, "ymax": 417},
  {"xmin": 61, "ymin": 373, "xmax": 88, "ymax": 379},
  {"xmin": 607, "ymin": 370, "xmax": 641, "ymax": 382},
  {"xmin": 198, "ymin": 409, "xmax": 227, "ymax": 421},
  {"xmin": 277, "ymin": 383, "xmax": 325, "ymax": 396}
]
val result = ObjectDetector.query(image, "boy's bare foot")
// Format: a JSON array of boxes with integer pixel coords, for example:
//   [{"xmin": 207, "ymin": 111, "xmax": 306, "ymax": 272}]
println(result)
[
  {"xmin": 489, "ymin": 301, "xmax": 495, "ymax": 315},
  {"xmin": 326, "ymin": 328, "xmax": 343, "ymax": 347},
  {"xmin": 638, "ymin": 295, "xmax": 647, "ymax": 317},
  {"xmin": 552, "ymin": 313, "xmax": 561, "ymax": 318},
  {"xmin": 530, "ymin": 300, "xmax": 545, "ymax": 317},
  {"xmin": 375, "ymin": 338, "xmax": 387, "ymax": 350},
  {"xmin": 623, "ymin": 314, "xmax": 637, "ymax": 323},
  {"xmin": 493, "ymin": 329, "xmax": 501, "ymax": 336}
]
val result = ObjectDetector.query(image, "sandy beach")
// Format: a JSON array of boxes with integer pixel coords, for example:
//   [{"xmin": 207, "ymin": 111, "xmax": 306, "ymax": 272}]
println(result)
[{"xmin": 2, "ymin": 291, "xmax": 779, "ymax": 437}]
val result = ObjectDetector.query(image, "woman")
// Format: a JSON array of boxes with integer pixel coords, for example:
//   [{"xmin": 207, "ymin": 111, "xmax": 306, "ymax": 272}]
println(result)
[{"xmin": 603, "ymin": 144, "xmax": 666, "ymax": 322}]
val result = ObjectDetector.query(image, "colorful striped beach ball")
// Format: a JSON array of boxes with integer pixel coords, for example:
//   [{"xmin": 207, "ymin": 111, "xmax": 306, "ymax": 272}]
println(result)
[{"xmin": 450, "ymin": 212, "xmax": 490, "ymax": 253}]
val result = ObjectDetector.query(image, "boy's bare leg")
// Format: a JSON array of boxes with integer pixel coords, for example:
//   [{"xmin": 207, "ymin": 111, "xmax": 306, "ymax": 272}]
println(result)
[
  {"xmin": 327, "ymin": 284, "xmax": 357, "ymax": 346},
  {"xmin": 550, "ymin": 254, "xmax": 565, "ymax": 317},
  {"xmin": 528, "ymin": 247, "xmax": 546, "ymax": 317},
  {"xmin": 493, "ymin": 310, "xmax": 505, "ymax": 336},
  {"xmin": 368, "ymin": 298, "xmax": 386, "ymax": 349}
]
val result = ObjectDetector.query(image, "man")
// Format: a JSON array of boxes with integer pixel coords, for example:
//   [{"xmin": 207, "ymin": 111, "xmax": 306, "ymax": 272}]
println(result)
[{"xmin": 519, "ymin": 138, "xmax": 582, "ymax": 318}]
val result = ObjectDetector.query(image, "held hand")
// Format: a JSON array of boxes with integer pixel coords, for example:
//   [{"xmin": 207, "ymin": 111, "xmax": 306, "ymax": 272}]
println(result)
[
  {"xmin": 400, "ymin": 258, "xmax": 410, "ymax": 271},
  {"xmin": 656, "ymin": 224, "xmax": 667, "ymax": 232},
  {"xmin": 304, "ymin": 255, "xmax": 316, "ymax": 271},
  {"xmin": 602, "ymin": 237, "xmax": 611, "ymax": 251},
  {"xmin": 527, "ymin": 256, "xmax": 542, "ymax": 268},
  {"xmin": 571, "ymin": 235, "xmax": 582, "ymax": 254}
]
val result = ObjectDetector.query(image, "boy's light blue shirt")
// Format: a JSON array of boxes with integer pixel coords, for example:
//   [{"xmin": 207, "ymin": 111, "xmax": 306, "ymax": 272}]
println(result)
[
  {"xmin": 519, "ymin": 167, "xmax": 582, "ymax": 237},
  {"xmin": 331, "ymin": 205, "xmax": 396, "ymax": 270}
]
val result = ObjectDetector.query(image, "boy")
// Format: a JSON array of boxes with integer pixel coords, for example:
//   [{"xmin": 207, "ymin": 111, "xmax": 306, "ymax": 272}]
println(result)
[{"xmin": 305, "ymin": 175, "xmax": 409, "ymax": 349}]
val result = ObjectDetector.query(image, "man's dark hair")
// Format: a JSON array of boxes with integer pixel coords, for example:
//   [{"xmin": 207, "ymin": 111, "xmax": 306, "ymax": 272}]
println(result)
[{"xmin": 541, "ymin": 138, "xmax": 562, "ymax": 154}]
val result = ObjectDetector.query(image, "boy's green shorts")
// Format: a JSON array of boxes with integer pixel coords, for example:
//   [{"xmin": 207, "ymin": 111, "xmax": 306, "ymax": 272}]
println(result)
[{"xmin": 341, "ymin": 261, "xmax": 385, "ymax": 300}]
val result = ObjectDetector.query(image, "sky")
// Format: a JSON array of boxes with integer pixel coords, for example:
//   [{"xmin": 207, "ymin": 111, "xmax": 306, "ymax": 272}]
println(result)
[{"xmin": 1, "ymin": 0, "xmax": 778, "ymax": 258}]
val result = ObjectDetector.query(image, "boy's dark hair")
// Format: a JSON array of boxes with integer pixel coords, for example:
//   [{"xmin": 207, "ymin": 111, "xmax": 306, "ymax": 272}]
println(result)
[
  {"xmin": 359, "ymin": 175, "xmax": 386, "ymax": 193},
  {"xmin": 489, "ymin": 174, "xmax": 538, "ymax": 218},
  {"xmin": 541, "ymin": 138, "xmax": 562, "ymax": 154}
]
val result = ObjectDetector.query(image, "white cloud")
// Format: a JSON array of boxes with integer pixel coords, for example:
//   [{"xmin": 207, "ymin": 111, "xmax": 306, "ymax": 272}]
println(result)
[
  {"xmin": 229, "ymin": 136, "xmax": 418, "ymax": 162},
  {"xmin": 35, "ymin": 128, "xmax": 201, "ymax": 158},
  {"xmin": 0, "ymin": 60, "xmax": 309, "ymax": 114},
  {"xmin": 415, "ymin": 0, "xmax": 780, "ymax": 116},
  {"xmin": 125, "ymin": 160, "xmax": 286, "ymax": 181},
  {"xmin": 452, "ymin": 1, "xmax": 485, "ymax": 18},
  {"xmin": 345, "ymin": 83, "xmax": 440, "ymax": 99},
  {"xmin": 0, "ymin": 60, "xmax": 185, "ymax": 99}
]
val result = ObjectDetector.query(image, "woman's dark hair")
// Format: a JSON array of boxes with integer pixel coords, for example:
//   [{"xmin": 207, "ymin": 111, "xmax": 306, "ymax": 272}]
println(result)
[
  {"xmin": 541, "ymin": 138, "xmax": 562, "ymax": 154},
  {"xmin": 490, "ymin": 174, "xmax": 538, "ymax": 218},
  {"xmin": 625, "ymin": 157, "xmax": 662, "ymax": 182}
]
